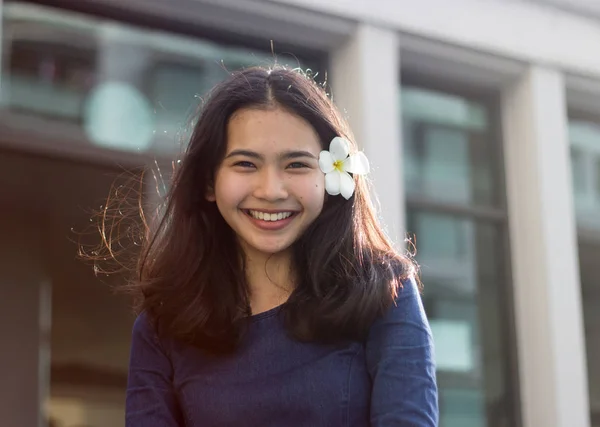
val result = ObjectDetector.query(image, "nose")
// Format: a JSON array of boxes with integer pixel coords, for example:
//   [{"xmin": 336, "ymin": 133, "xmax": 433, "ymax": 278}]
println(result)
[{"xmin": 253, "ymin": 167, "xmax": 288, "ymax": 201}]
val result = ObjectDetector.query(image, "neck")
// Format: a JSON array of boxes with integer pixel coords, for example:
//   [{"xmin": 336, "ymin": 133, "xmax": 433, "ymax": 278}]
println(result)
[{"xmin": 243, "ymin": 248, "xmax": 295, "ymax": 315}]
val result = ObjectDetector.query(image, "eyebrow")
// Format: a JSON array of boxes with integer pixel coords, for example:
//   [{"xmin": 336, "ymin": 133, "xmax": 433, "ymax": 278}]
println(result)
[{"xmin": 225, "ymin": 149, "xmax": 317, "ymax": 160}]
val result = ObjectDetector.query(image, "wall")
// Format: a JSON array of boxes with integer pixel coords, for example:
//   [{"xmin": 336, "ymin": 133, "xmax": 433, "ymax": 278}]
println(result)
[{"xmin": 268, "ymin": 0, "xmax": 600, "ymax": 79}]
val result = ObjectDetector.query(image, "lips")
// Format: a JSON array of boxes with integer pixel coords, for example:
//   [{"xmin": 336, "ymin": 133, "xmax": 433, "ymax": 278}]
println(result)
[{"xmin": 242, "ymin": 209, "xmax": 299, "ymax": 230}]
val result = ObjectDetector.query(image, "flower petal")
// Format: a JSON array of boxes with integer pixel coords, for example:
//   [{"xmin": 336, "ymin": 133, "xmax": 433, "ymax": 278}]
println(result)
[
  {"xmin": 329, "ymin": 137, "xmax": 350, "ymax": 162},
  {"xmin": 343, "ymin": 152, "xmax": 370, "ymax": 175},
  {"xmin": 339, "ymin": 172, "xmax": 356, "ymax": 200},
  {"xmin": 325, "ymin": 171, "xmax": 341, "ymax": 196},
  {"xmin": 318, "ymin": 151, "xmax": 335, "ymax": 174}
]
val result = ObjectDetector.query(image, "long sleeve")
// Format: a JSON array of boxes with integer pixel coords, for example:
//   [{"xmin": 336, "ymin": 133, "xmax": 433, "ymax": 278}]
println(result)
[
  {"xmin": 366, "ymin": 277, "xmax": 439, "ymax": 426},
  {"xmin": 126, "ymin": 312, "xmax": 184, "ymax": 426}
]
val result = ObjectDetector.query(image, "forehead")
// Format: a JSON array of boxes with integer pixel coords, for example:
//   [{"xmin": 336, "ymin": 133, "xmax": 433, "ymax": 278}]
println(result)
[{"xmin": 226, "ymin": 107, "xmax": 321, "ymax": 153}]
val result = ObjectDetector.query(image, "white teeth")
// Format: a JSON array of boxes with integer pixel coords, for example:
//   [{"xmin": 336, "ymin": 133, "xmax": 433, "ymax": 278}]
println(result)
[{"xmin": 248, "ymin": 210, "xmax": 293, "ymax": 222}]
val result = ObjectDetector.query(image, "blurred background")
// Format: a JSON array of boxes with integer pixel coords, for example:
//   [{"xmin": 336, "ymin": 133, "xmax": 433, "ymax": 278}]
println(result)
[{"xmin": 0, "ymin": 0, "xmax": 598, "ymax": 426}]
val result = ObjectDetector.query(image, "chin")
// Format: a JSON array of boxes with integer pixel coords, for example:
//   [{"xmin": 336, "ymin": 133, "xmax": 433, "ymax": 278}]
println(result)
[
  {"xmin": 257, "ymin": 245, "xmax": 292, "ymax": 256},
  {"xmin": 248, "ymin": 239, "xmax": 295, "ymax": 257}
]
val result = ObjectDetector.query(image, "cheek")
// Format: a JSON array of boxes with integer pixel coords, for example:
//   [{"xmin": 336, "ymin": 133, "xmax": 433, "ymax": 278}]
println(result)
[
  {"xmin": 214, "ymin": 172, "xmax": 245, "ymax": 206},
  {"xmin": 299, "ymin": 175, "xmax": 326, "ymax": 212}
]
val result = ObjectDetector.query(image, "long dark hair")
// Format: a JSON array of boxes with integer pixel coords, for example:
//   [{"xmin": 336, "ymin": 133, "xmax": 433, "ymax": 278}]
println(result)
[{"xmin": 87, "ymin": 66, "xmax": 416, "ymax": 354}]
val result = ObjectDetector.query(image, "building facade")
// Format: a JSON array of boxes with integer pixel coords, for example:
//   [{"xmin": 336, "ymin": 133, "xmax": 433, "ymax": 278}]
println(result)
[{"xmin": 0, "ymin": 0, "xmax": 598, "ymax": 426}]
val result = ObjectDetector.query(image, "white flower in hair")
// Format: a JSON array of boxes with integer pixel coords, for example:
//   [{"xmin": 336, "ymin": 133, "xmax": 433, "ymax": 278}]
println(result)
[{"xmin": 318, "ymin": 137, "xmax": 370, "ymax": 200}]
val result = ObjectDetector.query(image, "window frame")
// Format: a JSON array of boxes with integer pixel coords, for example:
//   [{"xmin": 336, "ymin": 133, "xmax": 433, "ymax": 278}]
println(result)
[{"xmin": 401, "ymin": 70, "xmax": 522, "ymax": 427}]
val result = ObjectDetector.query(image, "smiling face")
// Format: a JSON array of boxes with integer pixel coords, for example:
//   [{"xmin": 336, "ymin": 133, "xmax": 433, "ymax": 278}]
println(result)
[{"xmin": 209, "ymin": 106, "xmax": 326, "ymax": 260}]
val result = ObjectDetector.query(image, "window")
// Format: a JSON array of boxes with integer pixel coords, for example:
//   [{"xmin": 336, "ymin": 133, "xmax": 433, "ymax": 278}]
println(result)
[
  {"xmin": 2, "ymin": 2, "xmax": 323, "ymax": 156},
  {"xmin": 569, "ymin": 112, "xmax": 600, "ymax": 426},
  {"xmin": 7, "ymin": 39, "xmax": 96, "ymax": 121},
  {"xmin": 403, "ymin": 87, "xmax": 496, "ymax": 207},
  {"xmin": 402, "ymin": 83, "xmax": 517, "ymax": 427},
  {"xmin": 569, "ymin": 118, "xmax": 600, "ymax": 230}
]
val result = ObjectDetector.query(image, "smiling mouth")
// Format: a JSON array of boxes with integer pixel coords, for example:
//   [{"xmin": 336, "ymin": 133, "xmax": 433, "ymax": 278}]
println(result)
[{"xmin": 243, "ymin": 209, "xmax": 298, "ymax": 222}]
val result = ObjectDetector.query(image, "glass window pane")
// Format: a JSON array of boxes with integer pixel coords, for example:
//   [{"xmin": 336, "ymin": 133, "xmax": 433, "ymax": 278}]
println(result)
[
  {"xmin": 407, "ymin": 210, "xmax": 512, "ymax": 427},
  {"xmin": 570, "ymin": 116, "xmax": 600, "ymax": 425},
  {"xmin": 569, "ymin": 119, "xmax": 600, "ymax": 230},
  {"xmin": 402, "ymin": 87, "xmax": 488, "ymax": 131},
  {"xmin": 2, "ymin": 2, "xmax": 320, "ymax": 155},
  {"xmin": 7, "ymin": 39, "xmax": 96, "ymax": 121},
  {"xmin": 402, "ymin": 87, "xmax": 497, "ymax": 207}
]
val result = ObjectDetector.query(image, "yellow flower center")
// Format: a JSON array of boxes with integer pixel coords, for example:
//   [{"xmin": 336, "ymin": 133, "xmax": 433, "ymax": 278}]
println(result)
[{"xmin": 333, "ymin": 160, "xmax": 344, "ymax": 172}]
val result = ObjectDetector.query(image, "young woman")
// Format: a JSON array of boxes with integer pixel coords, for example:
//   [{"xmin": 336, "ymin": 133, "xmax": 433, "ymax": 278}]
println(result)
[{"xmin": 124, "ymin": 66, "xmax": 438, "ymax": 426}]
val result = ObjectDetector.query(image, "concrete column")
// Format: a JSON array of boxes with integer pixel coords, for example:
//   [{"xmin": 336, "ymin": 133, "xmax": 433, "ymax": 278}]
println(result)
[
  {"xmin": 0, "ymin": 215, "xmax": 51, "ymax": 427},
  {"xmin": 502, "ymin": 66, "xmax": 590, "ymax": 427},
  {"xmin": 330, "ymin": 24, "xmax": 404, "ymax": 247}
]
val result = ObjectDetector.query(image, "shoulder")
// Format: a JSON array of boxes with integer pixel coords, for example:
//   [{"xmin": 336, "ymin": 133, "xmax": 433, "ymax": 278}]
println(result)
[
  {"xmin": 131, "ymin": 311, "xmax": 166, "ymax": 348},
  {"xmin": 132, "ymin": 311, "xmax": 154, "ymax": 336},
  {"xmin": 397, "ymin": 275, "xmax": 420, "ymax": 299},
  {"xmin": 379, "ymin": 275, "xmax": 426, "ymax": 321},
  {"xmin": 129, "ymin": 311, "xmax": 179, "ymax": 364},
  {"xmin": 366, "ymin": 276, "xmax": 433, "ymax": 352}
]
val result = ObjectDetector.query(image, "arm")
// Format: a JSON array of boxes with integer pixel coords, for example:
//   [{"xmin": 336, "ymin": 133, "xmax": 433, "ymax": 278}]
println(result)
[
  {"xmin": 366, "ymin": 277, "xmax": 438, "ymax": 426},
  {"xmin": 126, "ymin": 312, "xmax": 184, "ymax": 427}
]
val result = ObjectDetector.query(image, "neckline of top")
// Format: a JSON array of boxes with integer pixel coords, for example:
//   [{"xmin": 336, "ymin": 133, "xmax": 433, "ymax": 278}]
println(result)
[{"xmin": 250, "ymin": 303, "xmax": 285, "ymax": 322}]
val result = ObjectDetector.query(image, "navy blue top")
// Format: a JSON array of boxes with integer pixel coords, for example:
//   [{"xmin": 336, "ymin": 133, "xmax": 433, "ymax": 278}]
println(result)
[{"xmin": 125, "ymin": 278, "xmax": 438, "ymax": 426}]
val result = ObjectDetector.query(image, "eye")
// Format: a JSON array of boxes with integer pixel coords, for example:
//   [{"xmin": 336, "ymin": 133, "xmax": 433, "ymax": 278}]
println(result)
[
  {"xmin": 287, "ymin": 162, "xmax": 309, "ymax": 169},
  {"xmin": 234, "ymin": 161, "xmax": 256, "ymax": 168}
]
